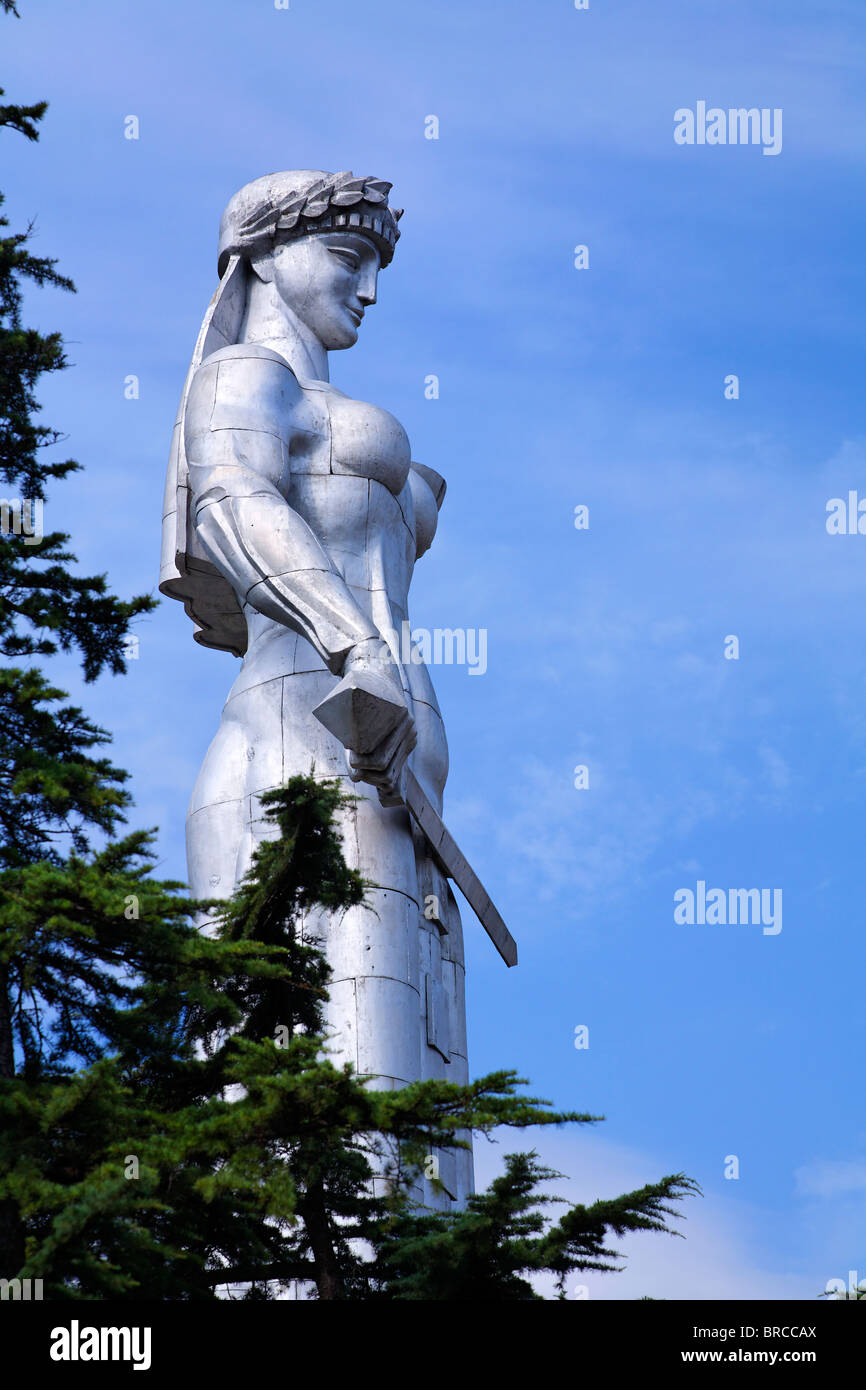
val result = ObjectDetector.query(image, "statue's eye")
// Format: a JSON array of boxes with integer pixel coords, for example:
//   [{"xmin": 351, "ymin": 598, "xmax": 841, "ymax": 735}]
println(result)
[{"xmin": 329, "ymin": 247, "xmax": 360, "ymax": 270}]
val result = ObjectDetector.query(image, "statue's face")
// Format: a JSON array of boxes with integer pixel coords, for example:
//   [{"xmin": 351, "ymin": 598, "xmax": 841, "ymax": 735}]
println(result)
[{"xmin": 269, "ymin": 231, "xmax": 381, "ymax": 349}]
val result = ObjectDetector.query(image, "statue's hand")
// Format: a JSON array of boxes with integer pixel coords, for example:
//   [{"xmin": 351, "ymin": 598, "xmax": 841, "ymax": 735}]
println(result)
[{"xmin": 338, "ymin": 638, "xmax": 417, "ymax": 806}]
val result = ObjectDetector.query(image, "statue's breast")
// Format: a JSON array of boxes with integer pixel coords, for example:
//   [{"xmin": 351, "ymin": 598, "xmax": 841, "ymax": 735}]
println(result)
[{"xmin": 311, "ymin": 385, "xmax": 412, "ymax": 496}]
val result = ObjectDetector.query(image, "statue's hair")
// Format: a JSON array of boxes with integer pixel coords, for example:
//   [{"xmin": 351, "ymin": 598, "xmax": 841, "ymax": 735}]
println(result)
[{"xmin": 217, "ymin": 169, "xmax": 403, "ymax": 277}]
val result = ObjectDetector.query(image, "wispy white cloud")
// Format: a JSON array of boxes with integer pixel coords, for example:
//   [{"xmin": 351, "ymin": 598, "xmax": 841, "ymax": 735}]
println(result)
[
  {"xmin": 474, "ymin": 1129, "xmax": 829, "ymax": 1301},
  {"xmin": 795, "ymin": 1159, "xmax": 866, "ymax": 1200}
]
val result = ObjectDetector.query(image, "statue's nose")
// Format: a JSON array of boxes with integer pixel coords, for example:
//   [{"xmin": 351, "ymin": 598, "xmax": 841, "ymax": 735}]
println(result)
[{"xmin": 358, "ymin": 265, "xmax": 378, "ymax": 306}]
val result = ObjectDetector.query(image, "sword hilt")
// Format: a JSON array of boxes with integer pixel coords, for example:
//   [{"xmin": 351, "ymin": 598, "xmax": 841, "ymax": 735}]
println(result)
[{"xmin": 312, "ymin": 668, "xmax": 406, "ymax": 756}]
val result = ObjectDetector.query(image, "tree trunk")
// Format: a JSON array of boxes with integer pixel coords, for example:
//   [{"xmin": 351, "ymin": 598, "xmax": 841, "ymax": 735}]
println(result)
[{"xmin": 302, "ymin": 1181, "xmax": 342, "ymax": 1300}]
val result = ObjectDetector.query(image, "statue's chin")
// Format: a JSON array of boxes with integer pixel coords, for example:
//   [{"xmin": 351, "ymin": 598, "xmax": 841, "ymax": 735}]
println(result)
[{"xmin": 326, "ymin": 325, "xmax": 360, "ymax": 351}]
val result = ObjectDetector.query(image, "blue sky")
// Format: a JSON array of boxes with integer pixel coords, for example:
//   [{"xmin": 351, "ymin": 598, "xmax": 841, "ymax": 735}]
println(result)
[{"xmin": 4, "ymin": 0, "xmax": 865, "ymax": 1297}]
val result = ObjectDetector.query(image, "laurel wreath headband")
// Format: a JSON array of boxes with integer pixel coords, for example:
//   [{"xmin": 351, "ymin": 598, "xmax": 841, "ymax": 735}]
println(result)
[{"xmin": 217, "ymin": 171, "xmax": 403, "ymax": 277}]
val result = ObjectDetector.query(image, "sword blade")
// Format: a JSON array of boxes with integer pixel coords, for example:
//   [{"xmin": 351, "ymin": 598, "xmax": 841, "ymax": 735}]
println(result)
[{"xmin": 403, "ymin": 770, "xmax": 518, "ymax": 968}]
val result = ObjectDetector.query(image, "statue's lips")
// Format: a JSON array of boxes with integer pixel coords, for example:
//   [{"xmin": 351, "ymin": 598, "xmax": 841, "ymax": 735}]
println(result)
[{"xmin": 346, "ymin": 307, "xmax": 364, "ymax": 326}]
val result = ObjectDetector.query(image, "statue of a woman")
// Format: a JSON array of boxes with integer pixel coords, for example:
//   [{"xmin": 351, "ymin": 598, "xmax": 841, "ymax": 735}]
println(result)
[{"xmin": 160, "ymin": 171, "xmax": 471, "ymax": 1203}]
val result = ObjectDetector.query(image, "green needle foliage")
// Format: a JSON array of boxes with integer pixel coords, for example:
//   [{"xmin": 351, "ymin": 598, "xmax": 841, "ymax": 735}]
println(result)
[
  {"xmin": 0, "ymin": 668, "xmax": 131, "ymax": 869},
  {"xmin": 371, "ymin": 1152, "xmax": 699, "ymax": 1300}
]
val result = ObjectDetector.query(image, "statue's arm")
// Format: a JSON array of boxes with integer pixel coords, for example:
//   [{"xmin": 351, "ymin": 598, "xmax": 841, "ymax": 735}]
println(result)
[{"xmin": 184, "ymin": 347, "xmax": 380, "ymax": 674}]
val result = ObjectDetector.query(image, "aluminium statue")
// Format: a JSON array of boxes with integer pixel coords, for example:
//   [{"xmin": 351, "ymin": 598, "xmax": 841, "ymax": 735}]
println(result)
[{"xmin": 160, "ymin": 170, "xmax": 515, "ymax": 1206}]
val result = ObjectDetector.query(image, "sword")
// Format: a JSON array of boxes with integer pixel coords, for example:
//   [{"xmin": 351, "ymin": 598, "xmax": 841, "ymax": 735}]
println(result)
[{"xmin": 313, "ymin": 671, "xmax": 518, "ymax": 967}]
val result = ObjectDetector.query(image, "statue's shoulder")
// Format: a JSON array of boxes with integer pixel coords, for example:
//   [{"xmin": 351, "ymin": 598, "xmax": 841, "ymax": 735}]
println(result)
[
  {"xmin": 410, "ymin": 461, "xmax": 447, "ymax": 510},
  {"xmin": 187, "ymin": 343, "xmax": 303, "ymax": 435},
  {"xmin": 198, "ymin": 342, "xmax": 301, "ymax": 385}
]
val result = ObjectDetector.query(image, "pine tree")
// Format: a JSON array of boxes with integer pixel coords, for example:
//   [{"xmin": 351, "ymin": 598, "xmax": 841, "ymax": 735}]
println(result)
[
  {"xmin": 0, "ymin": 2, "xmax": 154, "ymax": 875},
  {"xmin": 5, "ymin": 776, "xmax": 698, "ymax": 1300},
  {"xmin": 0, "ymin": 0, "xmax": 154, "ymax": 1275}
]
